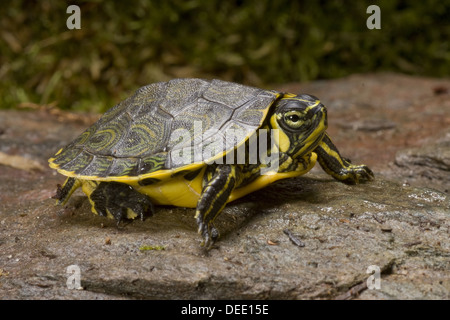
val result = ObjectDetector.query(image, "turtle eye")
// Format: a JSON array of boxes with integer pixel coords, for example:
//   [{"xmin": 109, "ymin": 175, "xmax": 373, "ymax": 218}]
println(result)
[{"xmin": 283, "ymin": 111, "xmax": 304, "ymax": 129}]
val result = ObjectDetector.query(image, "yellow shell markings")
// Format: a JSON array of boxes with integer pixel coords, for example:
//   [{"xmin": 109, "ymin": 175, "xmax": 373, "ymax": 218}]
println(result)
[
  {"xmin": 227, "ymin": 152, "xmax": 317, "ymax": 202},
  {"xmin": 122, "ymin": 122, "xmax": 160, "ymax": 156},
  {"xmin": 77, "ymin": 131, "xmax": 92, "ymax": 145},
  {"xmin": 48, "ymin": 91, "xmax": 280, "ymax": 182},
  {"xmin": 88, "ymin": 128, "xmax": 119, "ymax": 151},
  {"xmin": 132, "ymin": 167, "xmax": 206, "ymax": 208},
  {"xmin": 48, "ymin": 159, "xmax": 205, "ymax": 183},
  {"xmin": 53, "ymin": 148, "xmax": 63, "ymax": 157}
]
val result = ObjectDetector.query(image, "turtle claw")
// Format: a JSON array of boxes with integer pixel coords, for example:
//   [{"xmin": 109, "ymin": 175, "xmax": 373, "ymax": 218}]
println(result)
[
  {"xmin": 197, "ymin": 218, "xmax": 219, "ymax": 249},
  {"xmin": 342, "ymin": 164, "xmax": 374, "ymax": 184},
  {"xmin": 105, "ymin": 205, "xmax": 127, "ymax": 225},
  {"xmin": 358, "ymin": 165, "xmax": 374, "ymax": 181},
  {"xmin": 90, "ymin": 182, "xmax": 153, "ymax": 224}
]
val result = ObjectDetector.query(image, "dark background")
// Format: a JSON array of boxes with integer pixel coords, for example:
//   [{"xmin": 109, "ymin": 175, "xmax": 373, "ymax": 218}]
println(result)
[{"xmin": 1, "ymin": 0, "xmax": 449, "ymax": 112}]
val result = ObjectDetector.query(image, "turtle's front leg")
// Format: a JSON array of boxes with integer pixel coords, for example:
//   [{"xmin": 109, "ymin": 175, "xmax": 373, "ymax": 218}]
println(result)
[
  {"xmin": 195, "ymin": 165, "xmax": 240, "ymax": 248},
  {"xmin": 315, "ymin": 133, "xmax": 374, "ymax": 184},
  {"xmin": 89, "ymin": 182, "xmax": 154, "ymax": 224}
]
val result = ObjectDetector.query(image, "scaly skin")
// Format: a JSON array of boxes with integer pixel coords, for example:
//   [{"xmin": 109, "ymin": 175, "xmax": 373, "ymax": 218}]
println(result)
[
  {"xmin": 315, "ymin": 133, "xmax": 374, "ymax": 184},
  {"xmin": 51, "ymin": 90, "xmax": 374, "ymax": 249}
]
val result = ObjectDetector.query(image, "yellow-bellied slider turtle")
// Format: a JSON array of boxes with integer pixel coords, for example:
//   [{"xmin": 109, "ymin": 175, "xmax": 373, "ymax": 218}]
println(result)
[{"xmin": 49, "ymin": 78, "xmax": 373, "ymax": 247}]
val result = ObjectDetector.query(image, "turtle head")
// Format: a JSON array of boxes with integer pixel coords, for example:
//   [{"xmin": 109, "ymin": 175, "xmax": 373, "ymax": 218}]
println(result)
[{"xmin": 270, "ymin": 94, "xmax": 328, "ymax": 158}]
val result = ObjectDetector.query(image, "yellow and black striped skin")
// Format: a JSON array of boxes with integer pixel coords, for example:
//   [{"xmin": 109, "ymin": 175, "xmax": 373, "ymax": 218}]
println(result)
[{"xmin": 49, "ymin": 78, "xmax": 373, "ymax": 247}]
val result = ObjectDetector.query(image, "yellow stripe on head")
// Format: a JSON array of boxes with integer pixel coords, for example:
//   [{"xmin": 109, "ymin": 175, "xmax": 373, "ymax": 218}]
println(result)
[
  {"xmin": 281, "ymin": 97, "xmax": 321, "ymax": 108},
  {"xmin": 270, "ymin": 114, "xmax": 291, "ymax": 153}
]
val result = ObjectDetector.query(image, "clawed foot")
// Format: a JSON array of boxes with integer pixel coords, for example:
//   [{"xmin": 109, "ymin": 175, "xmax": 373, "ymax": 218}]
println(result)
[
  {"xmin": 315, "ymin": 133, "xmax": 375, "ymax": 185},
  {"xmin": 90, "ymin": 182, "xmax": 154, "ymax": 224},
  {"xmin": 339, "ymin": 164, "xmax": 374, "ymax": 185},
  {"xmin": 196, "ymin": 216, "xmax": 219, "ymax": 249}
]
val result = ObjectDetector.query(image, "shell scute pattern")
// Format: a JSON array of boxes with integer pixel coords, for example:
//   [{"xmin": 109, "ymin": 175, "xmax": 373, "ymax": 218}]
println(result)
[{"xmin": 49, "ymin": 79, "xmax": 279, "ymax": 179}]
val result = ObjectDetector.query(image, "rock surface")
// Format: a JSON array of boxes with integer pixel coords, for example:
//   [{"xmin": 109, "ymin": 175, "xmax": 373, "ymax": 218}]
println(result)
[{"xmin": 0, "ymin": 73, "xmax": 449, "ymax": 299}]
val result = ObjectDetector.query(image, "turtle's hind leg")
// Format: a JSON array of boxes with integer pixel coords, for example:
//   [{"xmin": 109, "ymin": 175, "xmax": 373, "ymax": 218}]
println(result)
[
  {"xmin": 89, "ymin": 182, "xmax": 154, "ymax": 224},
  {"xmin": 53, "ymin": 177, "xmax": 82, "ymax": 205}
]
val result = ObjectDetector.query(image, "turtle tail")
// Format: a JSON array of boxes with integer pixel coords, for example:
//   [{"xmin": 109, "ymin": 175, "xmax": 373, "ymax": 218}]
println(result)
[{"xmin": 52, "ymin": 177, "xmax": 81, "ymax": 205}]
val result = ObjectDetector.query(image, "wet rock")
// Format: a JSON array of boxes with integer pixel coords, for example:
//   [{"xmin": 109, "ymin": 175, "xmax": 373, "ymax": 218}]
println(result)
[{"xmin": 0, "ymin": 74, "xmax": 449, "ymax": 300}]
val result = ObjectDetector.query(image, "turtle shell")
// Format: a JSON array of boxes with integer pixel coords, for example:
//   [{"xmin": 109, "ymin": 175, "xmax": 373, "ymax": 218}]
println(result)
[{"xmin": 49, "ymin": 79, "xmax": 280, "ymax": 181}]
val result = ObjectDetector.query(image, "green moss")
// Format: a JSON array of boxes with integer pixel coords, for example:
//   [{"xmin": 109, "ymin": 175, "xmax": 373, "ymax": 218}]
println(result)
[
  {"xmin": 1, "ymin": 0, "xmax": 449, "ymax": 111},
  {"xmin": 139, "ymin": 245, "xmax": 165, "ymax": 251}
]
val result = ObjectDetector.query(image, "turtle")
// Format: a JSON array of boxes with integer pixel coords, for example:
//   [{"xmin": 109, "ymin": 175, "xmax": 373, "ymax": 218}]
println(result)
[{"xmin": 49, "ymin": 78, "xmax": 374, "ymax": 247}]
